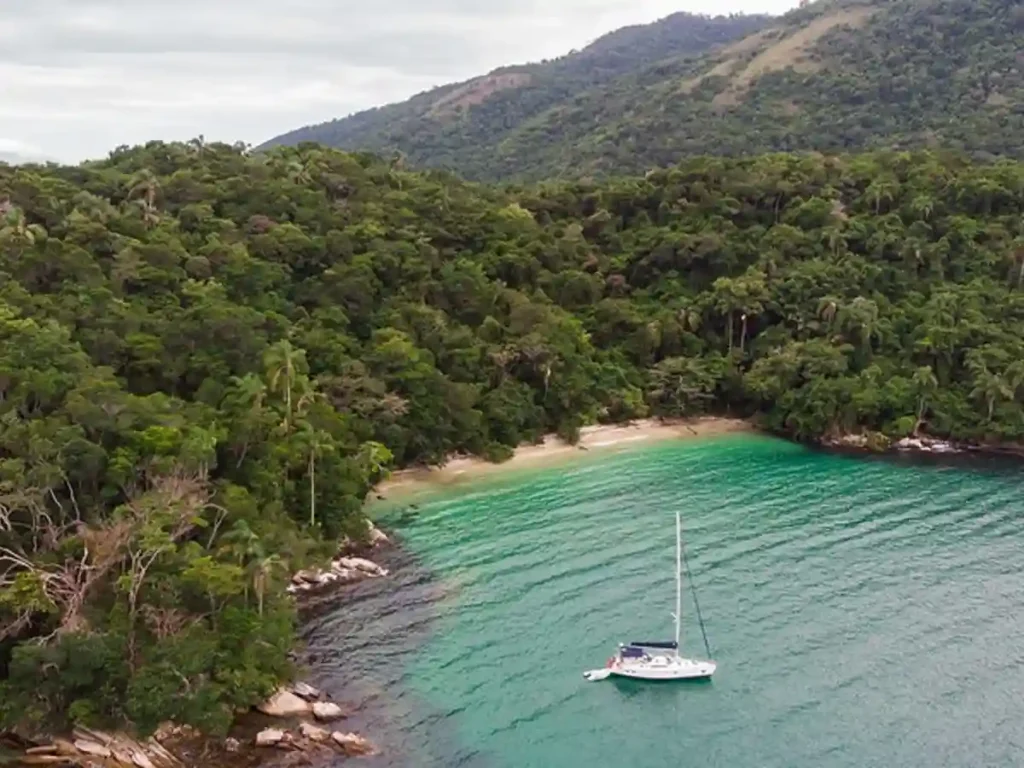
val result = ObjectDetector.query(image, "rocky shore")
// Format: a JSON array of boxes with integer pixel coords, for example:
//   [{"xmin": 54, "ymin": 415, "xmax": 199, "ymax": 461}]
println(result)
[
  {"xmin": 821, "ymin": 431, "xmax": 1024, "ymax": 460},
  {"xmin": 6, "ymin": 521, "xmax": 394, "ymax": 768}
]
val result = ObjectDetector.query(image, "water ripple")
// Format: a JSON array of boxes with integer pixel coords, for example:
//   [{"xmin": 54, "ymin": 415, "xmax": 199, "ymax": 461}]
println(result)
[{"xmin": 309, "ymin": 435, "xmax": 1024, "ymax": 768}]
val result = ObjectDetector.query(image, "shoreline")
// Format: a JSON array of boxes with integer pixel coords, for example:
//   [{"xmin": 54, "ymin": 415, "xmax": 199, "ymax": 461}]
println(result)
[
  {"xmin": 375, "ymin": 417, "xmax": 754, "ymax": 498},
  {"xmin": 13, "ymin": 420, "xmax": 1021, "ymax": 767}
]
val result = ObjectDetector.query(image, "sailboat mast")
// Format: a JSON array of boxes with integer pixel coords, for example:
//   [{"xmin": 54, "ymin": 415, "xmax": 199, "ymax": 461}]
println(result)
[{"xmin": 675, "ymin": 510, "xmax": 682, "ymax": 649}]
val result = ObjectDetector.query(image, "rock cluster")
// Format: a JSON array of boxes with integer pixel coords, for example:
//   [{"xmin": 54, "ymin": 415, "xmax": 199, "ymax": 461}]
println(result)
[
  {"xmin": 286, "ymin": 556, "xmax": 390, "ymax": 595},
  {"xmin": 824, "ymin": 432, "xmax": 965, "ymax": 455},
  {"xmin": 252, "ymin": 727, "xmax": 376, "ymax": 757},
  {"xmin": 286, "ymin": 523, "xmax": 391, "ymax": 596},
  {"xmin": 254, "ymin": 684, "xmax": 377, "ymax": 758},
  {"xmin": 257, "ymin": 683, "xmax": 346, "ymax": 720},
  {"xmin": 18, "ymin": 727, "xmax": 182, "ymax": 768},
  {"xmin": 894, "ymin": 436, "xmax": 959, "ymax": 454}
]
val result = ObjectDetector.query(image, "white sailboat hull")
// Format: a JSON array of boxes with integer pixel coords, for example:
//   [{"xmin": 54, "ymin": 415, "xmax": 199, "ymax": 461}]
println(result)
[{"xmin": 609, "ymin": 655, "xmax": 716, "ymax": 681}]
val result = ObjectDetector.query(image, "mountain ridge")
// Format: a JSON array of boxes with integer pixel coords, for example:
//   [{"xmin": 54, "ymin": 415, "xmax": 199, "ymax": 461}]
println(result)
[
  {"xmin": 257, "ymin": 11, "xmax": 773, "ymax": 169},
  {"xmin": 261, "ymin": 0, "xmax": 1024, "ymax": 182}
]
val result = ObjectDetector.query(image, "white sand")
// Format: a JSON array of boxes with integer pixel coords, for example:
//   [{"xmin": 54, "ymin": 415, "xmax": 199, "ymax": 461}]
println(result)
[{"xmin": 375, "ymin": 417, "xmax": 752, "ymax": 498}]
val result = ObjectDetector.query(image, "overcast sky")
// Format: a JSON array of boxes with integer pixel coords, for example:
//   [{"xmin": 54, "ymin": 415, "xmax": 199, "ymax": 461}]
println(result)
[{"xmin": 2, "ymin": 0, "xmax": 798, "ymax": 164}]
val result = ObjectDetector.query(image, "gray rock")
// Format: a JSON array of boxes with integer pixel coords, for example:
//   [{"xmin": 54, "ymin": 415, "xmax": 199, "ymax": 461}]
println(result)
[
  {"xmin": 312, "ymin": 701, "xmax": 344, "ymax": 721},
  {"xmin": 257, "ymin": 688, "xmax": 312, "ymax": 717},
  {"xmin": 299, "ymin": 722, "xmax": 330, "ymax": 742},
  {"xmin": 74, "ymin": 740, "xmax": 112, "ymax": 758},
  {"xmin": 331, "ymin": 731, "xmax": 376, "ymax": 756},
  {"xmin": 255, "ymin": 728, "xmax": 286, "ymax": 747},
  {"xmin": 290, "ymin": 682, "xmax": 321, "ymax": 700}
]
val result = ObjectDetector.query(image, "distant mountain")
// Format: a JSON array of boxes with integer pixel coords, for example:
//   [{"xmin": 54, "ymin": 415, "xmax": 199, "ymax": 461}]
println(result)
[
  {"xmin": 257, "ymin": 12, "xmax": 772, "ymax": 175},
  {"xmin": 262, "ymin": 0, "xmax": 1024, "ymax": 182}
]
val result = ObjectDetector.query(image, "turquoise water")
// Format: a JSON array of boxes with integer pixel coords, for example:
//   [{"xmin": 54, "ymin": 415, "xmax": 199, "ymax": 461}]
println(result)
[{"xmin": 305, "ymin": 435, "xmax": 1024, "ymax": 768}]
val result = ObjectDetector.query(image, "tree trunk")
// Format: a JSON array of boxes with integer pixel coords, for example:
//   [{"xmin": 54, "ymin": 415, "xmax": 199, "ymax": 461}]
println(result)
[
  {"xmin": 309, "ymin": 452, "xmax": 316, "ymax": 527},
  {"xmin": 256, "ymin": 573, "xmax": 265, "ymax": 617},
  {"xmin": 286, "ymin": 379, "xmax": 293, "ymax": 430},
  {"xmin": 740, "ymin": 315, "xmax": 748, "ymax": 354},
  {"xmin": 726, "ymin": 312, "xmax": 734, "ymax": 353}
]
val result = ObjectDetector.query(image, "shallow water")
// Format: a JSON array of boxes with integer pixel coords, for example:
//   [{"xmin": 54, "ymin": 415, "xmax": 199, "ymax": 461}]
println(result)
[{"xmin": 304, "ymin": 435, "xmax": 1024, "ymax": 768}]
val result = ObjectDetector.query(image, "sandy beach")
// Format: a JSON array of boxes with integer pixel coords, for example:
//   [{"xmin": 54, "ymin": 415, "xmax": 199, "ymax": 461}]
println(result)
[{"xmin": 375, "ymin": 417, "xmax": 753, "ymax": 498}]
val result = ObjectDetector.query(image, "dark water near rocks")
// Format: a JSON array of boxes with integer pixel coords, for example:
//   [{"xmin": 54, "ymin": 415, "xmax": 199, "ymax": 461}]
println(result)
[{"xmin": 303, "ymin": 435, "xmax": 1024, "ymax": 768}]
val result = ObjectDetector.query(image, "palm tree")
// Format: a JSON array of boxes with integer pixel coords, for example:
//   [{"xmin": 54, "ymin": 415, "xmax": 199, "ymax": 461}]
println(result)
[
  {"xmin": 358, "ymin": 441, "xmax": 393, "ymax": 482},
  {"xmin": 816, "ymin": 296, "xmax": 841, "ymax": 331},
  {"xmin": 219, "ymin": 519, "xmax": 263, "ymax": 606},
  {"xmin": 865, "ymin": 177, "xmax": 899, "ymax": 215},
  {"xmin": 228, "ymin": 373, "xmax": 267, "ymax": 411},
  {"xmin": 1009, "ymin": 241, "xmax": 1024, "ymax": 290},
  {"xmin": 821, "ymin": 225, "xmax": 846, "ymax": 257},
  {"xmin": 838, "ymin": 297, "xmax": 879, "ymax": 353},
  {"xmin": 909, "ymin": 194, "xmax": 935, "ymax": 221},
  {"xmin": 735, "ymin": 270, "xmax": 768, "ymax": 355},
  {"xmin": 911, "ymin": 366, "xmax": 938, "ymax": 435},
  {"xmin": 251, "ymin": 554, "xmax": 284, "ymax": 616},
  {"xmin": 0, "ymin": 206, "xmax": 47, "ymax": 245},
  {"xmin": 712, "ymin": 277, "xmax": 741, "ymax": 353},
  {"xmin": 130, "ymin": 198, "xmax": 161, "ymax": 229},
  {"xmin": 1007, "ymin": 361, "xmax": 1024, "ymax": 401},
  {"xmin": 969, "ymin": 365, "xmax": 1014, "ymax": 422},
  {"xmin": 264, "ymin": 340, "xmax": 309, "ymax": 431},
  {"xmin": 221, "ymin": 519, "xmax": 262, "ymax": 563},
  {"xmin": 299, "ymin": 425, "xmax": 333, "ymax": 528},
  {"xmin": 677, "ymin": 307, "xmax": 702, "ymax": 333},
  {"xmin": 286, "ymin": 159, "xmax": 311, "ymax": 186},
  {"xmin": 225, "ymin": 374, "xmax": 268, "ymax": 466},
  {"xmin": 127, "ymin": 169, "xmax": 160, "ymax": 210}
]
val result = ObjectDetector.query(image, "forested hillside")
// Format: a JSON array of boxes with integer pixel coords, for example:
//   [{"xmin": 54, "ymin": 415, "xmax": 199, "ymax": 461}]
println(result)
[
  {"xmin": 1, "ymin": 140, "xmax": 1023, "ymax": 734},
  {"xmin": 257, "ymin": 11, "xmax": 771, "ymax": 173},
  {"xmin": 263, "ymin": 0, "xmax": 1024, "ymax": 181}
]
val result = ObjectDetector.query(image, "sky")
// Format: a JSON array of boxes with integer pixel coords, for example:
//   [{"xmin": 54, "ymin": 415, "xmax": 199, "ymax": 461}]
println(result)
[{"xmin": 2, "ymin": 0, "xmax": 799, "ymax": 164}]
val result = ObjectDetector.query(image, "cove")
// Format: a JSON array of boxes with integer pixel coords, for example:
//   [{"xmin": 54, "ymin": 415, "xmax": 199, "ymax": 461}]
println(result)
[{"xmin": 308, "ymin": 434, "xmax": 1024, "ymax": 768}]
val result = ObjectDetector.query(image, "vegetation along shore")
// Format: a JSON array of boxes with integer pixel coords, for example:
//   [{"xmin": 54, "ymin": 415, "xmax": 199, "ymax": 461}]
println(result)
[{"xmin": 1, "ymin": 135, "xmax": 1023, "ymax": 763}]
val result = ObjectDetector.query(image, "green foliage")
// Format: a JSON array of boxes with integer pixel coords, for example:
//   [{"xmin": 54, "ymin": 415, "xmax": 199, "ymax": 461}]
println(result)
[
  {"xmin": 258, "ymin": 12, "xmax": 769, "ymax": 179},
  {"xmin": 1, "ymin": 138, "xmax": 1023, "ymax": 737},
  {"xmin": 263, "ymin": 0, "xmax": 1024, "ymax": 182}
]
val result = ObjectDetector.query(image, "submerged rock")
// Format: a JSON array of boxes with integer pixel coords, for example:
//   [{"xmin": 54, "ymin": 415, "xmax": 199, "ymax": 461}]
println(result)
[
  {"xmin": 257, "ymin": 689, "xmax": 312, "ymax": 717},
  {"xmin": 312, "ymin": 702, "xmax": 344, "ymax": 721},
  {"xmin": 331, "ymin": 732, "xmax": 377, "ymax": 757}
]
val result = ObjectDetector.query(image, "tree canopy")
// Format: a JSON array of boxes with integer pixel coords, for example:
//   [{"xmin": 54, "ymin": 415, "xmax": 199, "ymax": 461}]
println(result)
[{"xmin": 1, "ymin": 139, "xmax": 1022, "ymax": 735}]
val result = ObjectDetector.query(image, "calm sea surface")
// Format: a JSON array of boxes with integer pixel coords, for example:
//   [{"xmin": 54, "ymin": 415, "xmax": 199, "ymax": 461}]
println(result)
[{"xmin": 302, "ymin": 434, "xmax": 1024, "ymax": 768}]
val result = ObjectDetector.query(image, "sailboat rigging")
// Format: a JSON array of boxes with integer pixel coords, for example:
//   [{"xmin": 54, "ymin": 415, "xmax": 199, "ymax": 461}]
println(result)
[{"xmin": 583, "ymin": 511, "xmax": 716, "ymax": 682}]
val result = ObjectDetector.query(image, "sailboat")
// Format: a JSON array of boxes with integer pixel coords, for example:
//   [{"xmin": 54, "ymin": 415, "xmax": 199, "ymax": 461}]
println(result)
[{"xmin": 583, "ymin": 511, "xmax": 716, "ymax": 682}]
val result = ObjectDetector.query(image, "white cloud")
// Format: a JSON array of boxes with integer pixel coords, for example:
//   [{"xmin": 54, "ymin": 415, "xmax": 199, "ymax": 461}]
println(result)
[{"xmin": 2, "ymin": 0, "xmax": 799, "ymax": 163}]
